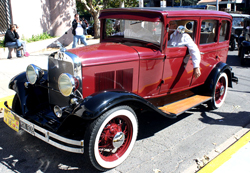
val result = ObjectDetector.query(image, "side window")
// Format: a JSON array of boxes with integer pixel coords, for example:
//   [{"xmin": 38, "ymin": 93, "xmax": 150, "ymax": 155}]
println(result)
[
  {"xmin": 200, "ymin": 20, "xmax": 218, "ymax": 44},
  {"xmin": 219, "ymin": 20, "xmax": 230, "ymax": 42},
  {"xmin": 168, "ymin": 20, "xmax": 197, "ymax": 47}
]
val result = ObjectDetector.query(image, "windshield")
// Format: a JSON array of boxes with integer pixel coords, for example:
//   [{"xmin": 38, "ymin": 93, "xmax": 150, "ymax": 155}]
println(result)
[
  {"xmin": 232, "ymin": 17, "xmax": 244, "ymax": 27},
  {"xmin": 104, "ymin": 19, "xmax": 162, "ymax": 46}
]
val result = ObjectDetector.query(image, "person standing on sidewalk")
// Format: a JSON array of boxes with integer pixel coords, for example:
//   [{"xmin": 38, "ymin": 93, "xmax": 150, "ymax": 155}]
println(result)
[{"xmin": 72, "ymin": 14, "xmax": 88, "ymax": 48}]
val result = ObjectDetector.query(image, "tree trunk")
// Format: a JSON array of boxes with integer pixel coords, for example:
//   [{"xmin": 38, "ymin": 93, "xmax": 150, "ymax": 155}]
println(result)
[
  {"xmin": 93, "ymin": 12, "xmax": 100, "ymax": 39},
  {"xmin": 119, "ymin": 0, "xmax": 124, "ymax": 8}
]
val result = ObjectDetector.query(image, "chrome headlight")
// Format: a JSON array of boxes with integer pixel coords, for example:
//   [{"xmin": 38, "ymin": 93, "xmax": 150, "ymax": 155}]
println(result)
[
  {"xmin": 58, "ymin": 73, "xmax": 75, "ymax": 97},
  {"xmin": 26, "ymin": 64, "xmax": 43, "ymax": 84}
]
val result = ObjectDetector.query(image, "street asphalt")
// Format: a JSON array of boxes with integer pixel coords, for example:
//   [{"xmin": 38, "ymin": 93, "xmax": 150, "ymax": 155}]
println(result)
[{"xmin": 0, "ymin": 40, "xmax": 250, "ymax": 172}]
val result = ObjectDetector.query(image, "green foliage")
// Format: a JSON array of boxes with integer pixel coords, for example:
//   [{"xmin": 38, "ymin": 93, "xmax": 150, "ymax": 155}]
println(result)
[
  {"xmin": 105, "ymin": 19, "xmax": 115, "ymax": 36},
  {"xmin": 24, "ymin": 32, "xmax": 55, "ymax": 43},
  {"xmin": 0, "ymin": 32, "xmax": 55, "ymax": 48},
  {"xmin": 76, "ymin": 0, "xmax": 139, "ymax": 13},
  {"xmin": 105, "ymin": 0, "xmax": 138, "ymax": 8},
  {"xmin": 175, "ymin": 0, "xmax": 198, "ymax": 6},
  {"xmin": 0, "ymin": 40, "xmax": 4, "ymax": 48}
]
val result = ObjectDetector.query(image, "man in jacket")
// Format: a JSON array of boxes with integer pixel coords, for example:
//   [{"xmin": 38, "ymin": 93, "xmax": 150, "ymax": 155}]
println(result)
[
  {"xmin": 4, "ymin": 24, "xmax": 29, "ymax": 57},
  {"xmin": 4, "ymin": 24, "xmax": 23, "ymax": 50},
  {"xmin": 72, "ymin": 14, "xmax": 88, "ymax": 48}
]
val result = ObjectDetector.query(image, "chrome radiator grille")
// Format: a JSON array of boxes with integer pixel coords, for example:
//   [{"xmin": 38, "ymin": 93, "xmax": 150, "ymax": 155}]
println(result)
[{"xmin": 48, "ymin": 53, "xmax": 74, "ymax": 107}]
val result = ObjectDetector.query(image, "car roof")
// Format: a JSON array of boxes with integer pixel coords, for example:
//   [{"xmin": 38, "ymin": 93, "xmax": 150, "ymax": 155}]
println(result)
[
  {"xmin": 100, "ymin": 7, "xmax": 232, "ymax": 19},
  {"xmin": 230, "ymin": 13, "xmax": 250, "ymax": 18}
]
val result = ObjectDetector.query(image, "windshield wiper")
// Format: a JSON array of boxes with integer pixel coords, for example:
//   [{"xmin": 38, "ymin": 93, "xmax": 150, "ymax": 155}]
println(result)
[{"xmin": 130, "ymin": 21, "xmax": 142, "ymax": 25}]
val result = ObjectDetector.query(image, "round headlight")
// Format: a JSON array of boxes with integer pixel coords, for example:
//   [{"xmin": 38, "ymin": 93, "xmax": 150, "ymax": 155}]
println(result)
[
  {"xmin": 26, "ymin": 64, "xmax": 43, "ymax": 84},
  {"xmin": 58, "ymin": 73, "xmax": 75, "ymax": 97}
]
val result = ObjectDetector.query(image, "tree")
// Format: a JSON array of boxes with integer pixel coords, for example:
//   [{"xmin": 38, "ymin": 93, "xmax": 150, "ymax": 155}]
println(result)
[
  {"xmin": 77, "ymin": 0, "xmax": 103, "ymax": 38},
  {"xmin": 105, "ymin": 0, "xmax": 138, "ymax": 8},
  {"xmin": 76, "ymin": 0, "xmax": 138, "ymax": 38},
  {"xmin": 181, "ymin": 0, "xmax": 198, "ymax": 6}
]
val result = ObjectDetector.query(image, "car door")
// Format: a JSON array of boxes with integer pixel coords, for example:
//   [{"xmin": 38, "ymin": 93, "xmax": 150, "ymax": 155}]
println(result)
[
  {"xmin": 190, "ymin": 17, "xmax": 225, "ymax": 87},
  {"xmin": 159, "ymin": 18, "xmax": 199, "ymax": 94}
]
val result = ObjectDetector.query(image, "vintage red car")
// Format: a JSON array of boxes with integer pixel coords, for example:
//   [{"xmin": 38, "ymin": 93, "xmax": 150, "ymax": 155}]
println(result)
[{"xmin": 4, "ymin": 7, "xmax": 238, "ymax": 171}]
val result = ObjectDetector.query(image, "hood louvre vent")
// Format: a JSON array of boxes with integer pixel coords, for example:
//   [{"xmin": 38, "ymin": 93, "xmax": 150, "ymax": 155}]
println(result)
[{"xmin": 95, "ymin": 68, "xmax": 133, "ymax": 92}]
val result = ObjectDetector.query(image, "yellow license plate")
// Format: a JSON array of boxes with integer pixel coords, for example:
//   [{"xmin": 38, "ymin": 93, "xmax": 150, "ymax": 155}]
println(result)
[{"xmin": 4, "ymin": 108, "xmax": 20, "ymax": 132}]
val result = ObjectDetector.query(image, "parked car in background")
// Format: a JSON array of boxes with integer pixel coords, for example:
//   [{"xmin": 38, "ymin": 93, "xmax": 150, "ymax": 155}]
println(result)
[
  {"xmin": 238, "ymin": 16, "xmax": 250, "ymax": 65},
  {"xmin": 229, "ymin": 13, "xmax": 250, "ymax": 51},
  {"xmin": 4, "ymin": 8, "xmax": 238, "ymax": 171}
]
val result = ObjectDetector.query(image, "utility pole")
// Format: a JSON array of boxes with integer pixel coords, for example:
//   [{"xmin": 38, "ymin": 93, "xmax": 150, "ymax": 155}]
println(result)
[
  {"xmin": 139, "ymin": 0, "xmax": 144, "ymax": 7},
  {"xmin": 216, "ymin": 0, "xmax": 219, "ymax": 11},
  {"xmin": 180, "ymin": 0, "xmax": 182, "ymax": 6}
]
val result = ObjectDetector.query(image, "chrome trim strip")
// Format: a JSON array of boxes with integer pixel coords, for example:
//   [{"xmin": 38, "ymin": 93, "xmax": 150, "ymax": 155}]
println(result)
[{"xmin": 4, "ymin": 101, "xmax": 84, "ymax": 154}]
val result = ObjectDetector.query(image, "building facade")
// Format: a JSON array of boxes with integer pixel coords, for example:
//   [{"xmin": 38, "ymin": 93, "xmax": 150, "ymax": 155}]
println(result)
[
  {"xmin": 0, "ymin": 0, "xmax": 76, "ymax": 45},
  {"xmin": 143, "ymin": 0, "xmax": 249, "ymax": 14}
]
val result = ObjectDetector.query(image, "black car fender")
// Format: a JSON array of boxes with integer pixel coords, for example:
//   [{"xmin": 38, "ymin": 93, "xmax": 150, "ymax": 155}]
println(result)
[
  {"xmin": 231, "ymin": 34, "xmax": 238, "ymax": 38},
  {"xmin": 73, "ymin": 90, "xmax": 176, "ymax": 120},
  {"xmin": 205, "ymin": 62, "xmax": 233, "ymax": 94},
  {"xmin": 241, "ymin": 40, "xmax": 250, "ymax": 47},
  {"xmin": 8, "ymin": 70, "xmax": 48, "ymax": 114}
]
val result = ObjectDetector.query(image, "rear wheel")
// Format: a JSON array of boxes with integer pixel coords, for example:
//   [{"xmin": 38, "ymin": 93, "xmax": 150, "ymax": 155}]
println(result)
[
  {"xmin": 208, "ymin": 72, "xmax": 228, "ymax": 110},
  {"xmin": 84, "ymin": 105, "xmax": 138, "ymax": 171}
]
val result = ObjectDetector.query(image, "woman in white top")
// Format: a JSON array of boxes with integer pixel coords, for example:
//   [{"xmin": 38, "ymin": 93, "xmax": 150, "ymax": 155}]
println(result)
[{"xmin": 72, "ymin": 14, "xmax": 88, "ymax": 48}]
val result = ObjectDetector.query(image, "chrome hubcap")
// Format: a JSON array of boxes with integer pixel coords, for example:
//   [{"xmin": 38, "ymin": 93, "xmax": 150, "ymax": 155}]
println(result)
[
  {"xmin": 220, "ymin": 86, "xmax": 225, "ymax": 96},
  {"xmin": 112, "ymin": 132, "xmax": 125, "ymax": 148}
]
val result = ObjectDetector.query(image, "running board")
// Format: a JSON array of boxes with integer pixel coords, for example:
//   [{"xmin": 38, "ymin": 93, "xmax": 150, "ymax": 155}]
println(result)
[{"xmin": 158, "ymin": 95, "xmax": 212, "ymax": 116}]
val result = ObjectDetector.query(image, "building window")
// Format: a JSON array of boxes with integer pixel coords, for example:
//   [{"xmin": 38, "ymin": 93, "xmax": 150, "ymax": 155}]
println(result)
[{"xmin": 0, "ymin": 0, "xmax": 12, "ymax": 36}]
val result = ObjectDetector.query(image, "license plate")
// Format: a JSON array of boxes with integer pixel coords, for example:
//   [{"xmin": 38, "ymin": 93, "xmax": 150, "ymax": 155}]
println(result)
[
  {"xmin": 20, "ymin": 121, "xmax": 35, "ymax": 135},
  {"xmin": 4, "ymin": 108, "xmax": 20, "ymax": 132}
]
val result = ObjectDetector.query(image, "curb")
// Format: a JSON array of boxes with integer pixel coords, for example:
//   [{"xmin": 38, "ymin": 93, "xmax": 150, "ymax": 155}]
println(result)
[
  {"xmin": 198, "ymin": 129, "xmax": 250, "ymax": 172},
  {"xmin": 184, "ymin": 124, "xmax": 250, "ymax": 172},
  {"xmin": 0, "ymin": 95, "xmax": 14, "ymax": 110}
]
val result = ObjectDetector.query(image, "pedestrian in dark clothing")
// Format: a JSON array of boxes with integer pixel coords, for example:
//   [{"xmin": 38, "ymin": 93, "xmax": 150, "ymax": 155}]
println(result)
[
  {"xmin": 4, "ymin": 24, "xmax": 29, "ymax": 57},
  {"xmin": 72, "ymin": 14, "xmax": 88, "ymax": 48},
  {"xmin": 82, "ymin": 17, "xmax": 89, "ymax": 35},
  {"xmin": 4, "ymin": 24, "xmax": 23, "ymax": 50}
]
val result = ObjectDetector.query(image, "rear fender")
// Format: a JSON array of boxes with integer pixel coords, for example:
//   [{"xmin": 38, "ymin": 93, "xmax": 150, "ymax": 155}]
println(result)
[
  {"xmin": 205, "ymin": 62, "xmax": 233, "ymax": 94},
  {"xmin": 73, "ymin": 90, "xmax": 176, "ymax": 120}
]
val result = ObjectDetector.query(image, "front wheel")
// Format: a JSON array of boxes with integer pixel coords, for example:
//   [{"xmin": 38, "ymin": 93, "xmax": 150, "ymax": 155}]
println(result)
[
  {"xmin": 208, "ymin": 72, "xmax": 228, "ymax": 110},
  {"xmin": 84, "ymin": 105, "xmax": 138, "ymax": 171}
]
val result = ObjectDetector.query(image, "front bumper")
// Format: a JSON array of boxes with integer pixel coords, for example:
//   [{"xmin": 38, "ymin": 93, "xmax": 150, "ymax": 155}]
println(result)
[{"xmin": 4, "ymin": 101, "xmax": 84, "ymax": 154}]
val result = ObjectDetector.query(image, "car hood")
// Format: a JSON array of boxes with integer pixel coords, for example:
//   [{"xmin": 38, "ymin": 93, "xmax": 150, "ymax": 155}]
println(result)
[
  {"xmin": 67, "ymin": 42, "xmax": 162, "ymax": 67},
  {"xmin": 67, "ymin": 43, "xmax": 140, "ymax": 67}
]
